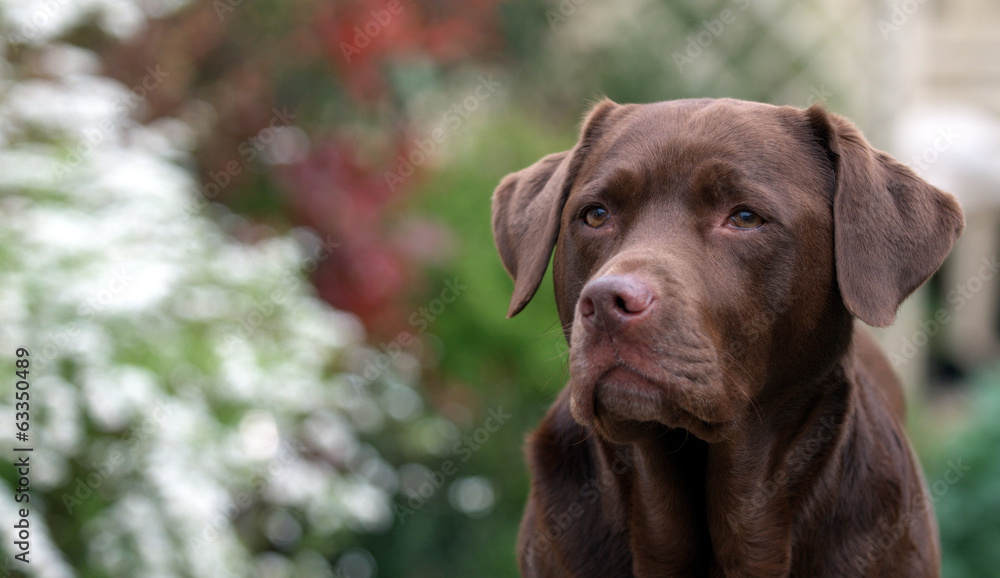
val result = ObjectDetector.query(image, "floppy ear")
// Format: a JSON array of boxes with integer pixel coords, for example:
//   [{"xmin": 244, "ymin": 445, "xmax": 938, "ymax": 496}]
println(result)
[
  {"xmin": 806, "ymin": 104, "xmax": 965, "ymax": 327},
  {"xmin": 492, "ymin": 99, "xmax": 619, "ymax": 317}
]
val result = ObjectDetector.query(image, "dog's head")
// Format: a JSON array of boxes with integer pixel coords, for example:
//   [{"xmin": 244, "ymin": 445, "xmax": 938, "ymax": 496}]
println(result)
[{"xmin": 492, "ymin": 98, "xmax": 963, "ymax": 442}]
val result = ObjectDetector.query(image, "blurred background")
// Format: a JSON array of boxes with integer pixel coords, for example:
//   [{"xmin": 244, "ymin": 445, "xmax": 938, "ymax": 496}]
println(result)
[{"xmin": 0, "ymin": 0, "xmax": 998, "ymax": 576}]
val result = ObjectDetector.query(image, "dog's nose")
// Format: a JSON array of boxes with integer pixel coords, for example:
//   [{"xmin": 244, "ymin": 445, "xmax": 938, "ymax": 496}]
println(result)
[{"xmin": 578, "ymin": 275, "xmax": 655, "ymax": 331}]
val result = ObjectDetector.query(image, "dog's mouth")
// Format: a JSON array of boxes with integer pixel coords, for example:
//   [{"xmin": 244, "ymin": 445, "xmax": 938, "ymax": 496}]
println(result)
[
  {"xmin": 568, "ymin": 347, "xmax": 733, "ymax": 442},
  {"xmin": 592, "ymin": 366, "xmax": 667, "ymax": 422}
]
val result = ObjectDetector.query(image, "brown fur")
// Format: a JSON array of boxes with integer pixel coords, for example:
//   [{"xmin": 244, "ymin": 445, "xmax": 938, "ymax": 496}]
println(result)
[{"xmin": 491, "ymin": 98, "xmax": 964, "ymax": 577}]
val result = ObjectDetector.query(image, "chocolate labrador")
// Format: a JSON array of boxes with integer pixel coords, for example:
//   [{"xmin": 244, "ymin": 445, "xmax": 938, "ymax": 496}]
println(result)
[{"xmin": 491, "ymin": 98, "xmax": 963, "ymax": 577}]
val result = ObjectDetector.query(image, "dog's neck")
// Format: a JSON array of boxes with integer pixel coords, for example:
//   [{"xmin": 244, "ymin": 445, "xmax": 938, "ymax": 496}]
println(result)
[{"xmin": 594, "ymin": 360, "xmax": 856, "ymax": 575}]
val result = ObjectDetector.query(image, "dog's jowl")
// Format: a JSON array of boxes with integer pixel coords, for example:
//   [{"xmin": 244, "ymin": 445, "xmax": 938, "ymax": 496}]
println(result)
[{"xmin": 491, "ymin": 98, "xmax": 963, "ymax": 577}]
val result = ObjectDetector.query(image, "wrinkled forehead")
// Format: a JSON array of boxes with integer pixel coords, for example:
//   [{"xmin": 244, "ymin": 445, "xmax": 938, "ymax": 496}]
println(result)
[{"xmin": 571, "ymin": 100, "xmax": 830, "ymax": 206}]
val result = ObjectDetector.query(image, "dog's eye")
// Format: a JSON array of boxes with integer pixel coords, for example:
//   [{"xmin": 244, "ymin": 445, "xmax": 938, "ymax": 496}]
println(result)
[
  {"xmin": 728, "ymin": 210, "xmax": 764, "ymax": 229},
  {"xmin": 584, "ymin": 206, "xmax": 610, "ymax": 228}
]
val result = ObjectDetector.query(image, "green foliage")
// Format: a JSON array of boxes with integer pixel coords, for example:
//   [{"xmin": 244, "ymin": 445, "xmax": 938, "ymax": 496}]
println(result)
[
  {"xmin": 923, "ymin": 370, "xmax": 1000, "ymax": 578},
  {"xmin": 351, "ymin": 106, "xmax": 578, "ymax": 578},
  {"xmin": 413, "ymin": 108, "xmax": 577, "ymax": 389}
]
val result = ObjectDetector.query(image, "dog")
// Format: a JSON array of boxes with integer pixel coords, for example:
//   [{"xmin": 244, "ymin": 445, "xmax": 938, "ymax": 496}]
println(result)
[{"xmin": 491, "ymin": 98, "xmax": 964, "ymax": 577}]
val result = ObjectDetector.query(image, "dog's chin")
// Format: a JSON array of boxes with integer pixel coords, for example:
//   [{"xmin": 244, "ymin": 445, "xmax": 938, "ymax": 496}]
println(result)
[{"xmin": 569, "ymin": 365, "xmax": 729, "ymax": 443}]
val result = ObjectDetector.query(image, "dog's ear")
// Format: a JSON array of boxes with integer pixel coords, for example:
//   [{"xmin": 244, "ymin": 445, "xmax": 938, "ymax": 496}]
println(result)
[
  {"xmin": 492, "ymin": 99, "xmax": 619, "ymax": 317},
  {"xmin": 806, "ymin": 104, "xmax": 964, "ymax": 327}
]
